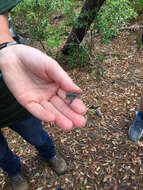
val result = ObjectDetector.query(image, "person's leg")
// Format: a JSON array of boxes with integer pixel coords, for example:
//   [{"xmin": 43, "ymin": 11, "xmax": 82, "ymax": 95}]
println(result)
[
  {"xmin": 129, "ymin": 96, "xmax": 143, "ymax": 141},
  {"xmin": 0, "ymin": 130, "xmax": 28, "ymax": 190},
  {"xmin": 0, "ymin": 130, "xmax": 21, "ymax": 178},
  {"xmin": 9, "ymin": 116, "xmax": 67, "ymax": 174},
  {"xmin": 9, "ymin": 116, "xmax": 56, "ymax": 160}
]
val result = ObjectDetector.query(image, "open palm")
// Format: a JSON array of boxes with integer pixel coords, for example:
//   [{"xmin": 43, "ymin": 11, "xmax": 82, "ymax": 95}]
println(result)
[{"xmin": 0, "ymin": 44, "xmax": 86, "ymax": 130}]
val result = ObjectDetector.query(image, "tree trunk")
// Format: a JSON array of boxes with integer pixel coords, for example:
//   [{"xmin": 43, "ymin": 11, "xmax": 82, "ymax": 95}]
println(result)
[{"xmin": 61, "ymin": 0, "xmax": 105, "ymax": 55}]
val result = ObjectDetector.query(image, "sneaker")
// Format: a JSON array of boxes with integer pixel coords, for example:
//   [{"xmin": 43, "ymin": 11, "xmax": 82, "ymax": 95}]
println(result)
[
  {"xmin": 129, "ymin": 111, "xmax": 143, "ymax": 141},
  {"xmin": 11, "ymin": 174, "xmax": 29, "ymax": 190},
  {"xmin": 47, "ymin": 153, "xmax": 67, "ymax": 175}
]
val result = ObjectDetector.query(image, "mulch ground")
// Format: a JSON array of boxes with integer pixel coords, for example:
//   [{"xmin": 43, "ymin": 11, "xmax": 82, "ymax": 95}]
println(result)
[{"xmin": 1, "ymin": 16, "xmax": 143, "ymax": 190}]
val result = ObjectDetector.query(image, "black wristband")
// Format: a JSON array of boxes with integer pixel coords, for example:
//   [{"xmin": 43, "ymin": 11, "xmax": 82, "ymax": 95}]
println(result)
[{"xmin": 0, "ymin": 41, "xmax": 19, "ymax": 50}]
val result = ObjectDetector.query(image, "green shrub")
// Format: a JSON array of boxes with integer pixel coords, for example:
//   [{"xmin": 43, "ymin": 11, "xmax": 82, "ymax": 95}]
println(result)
[
  {"xmin": 11, "ymin": 0, "xmax": 81, "ymax": 52},
  {"xmin": 11, "ymin": 0, "xmax": 50, "ymax": 40},
  {"xmin": 130, "ymin": 0, "xmax": 143, "ymax": 13},
  {"xmin": 96, "ymin": 0, "xmax": 137, "ymax": 43},
  {"xmin": 67, "ymin": 44, "xmax": 89, "ymax": 67}
]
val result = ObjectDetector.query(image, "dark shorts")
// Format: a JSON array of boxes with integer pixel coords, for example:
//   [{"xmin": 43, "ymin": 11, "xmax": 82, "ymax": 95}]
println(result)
[{"xmin": 0, "ymin": 75, "xmax": 31, "ymax": 127}]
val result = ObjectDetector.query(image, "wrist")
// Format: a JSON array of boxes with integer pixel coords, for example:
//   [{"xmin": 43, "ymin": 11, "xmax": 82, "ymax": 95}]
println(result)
[
  {"xmin": 0, "ymin": 41, "xmax": 17, "ymax": 71},
  {"xmin": 0, "ymin": 34, "xmax": 14, "ymax": 44}
]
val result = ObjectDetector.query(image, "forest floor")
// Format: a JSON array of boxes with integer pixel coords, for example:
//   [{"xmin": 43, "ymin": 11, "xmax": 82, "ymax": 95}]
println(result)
[{"xmin": 1, "ymin": 15, "xmax": 143, "ymax": 190}]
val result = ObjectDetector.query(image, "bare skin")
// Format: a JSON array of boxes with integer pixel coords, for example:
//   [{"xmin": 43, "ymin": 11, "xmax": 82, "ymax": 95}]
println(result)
[
  {"xmin": 0, "ymin": 12, "xmax": 87, "ymax": 130},
  {"xmin": 0, "ymin": 12, "xmax": 14, "ymax": 43}
]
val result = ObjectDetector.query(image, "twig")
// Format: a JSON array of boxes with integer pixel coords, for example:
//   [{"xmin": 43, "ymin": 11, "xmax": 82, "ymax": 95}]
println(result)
[
  {"xmin": 120, "ymin": 24, "xmax": 143, "ymax": 31},
  {"xmin": 39, "ymin": 40, "xmax": 47, "ymax": 52}
]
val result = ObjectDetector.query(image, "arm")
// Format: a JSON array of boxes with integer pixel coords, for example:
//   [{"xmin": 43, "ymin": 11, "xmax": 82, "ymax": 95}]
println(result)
[
  {"xmin": 0, "ymin": 12, "xmax": 14, "ymax": 44},
  {"xmin": 0, "ymin": 12, "xmax": 86, "ymax": 130}
]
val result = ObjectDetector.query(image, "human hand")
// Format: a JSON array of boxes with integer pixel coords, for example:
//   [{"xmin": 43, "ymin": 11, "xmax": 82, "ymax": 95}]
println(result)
[{"xmin": 0, "ymin": 44, "xmax": 86, "ymax": 130}]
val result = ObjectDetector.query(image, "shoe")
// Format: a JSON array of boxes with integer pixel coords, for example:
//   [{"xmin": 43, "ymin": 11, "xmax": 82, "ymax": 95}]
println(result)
[
  {"xmin": 11, "ymin": 174, "xmax": 29, "ymax": 190},
  {"xmin": 48, "ymin": 153, "xmax": 67, "ymax": 175},
  {"xmin": 129, "ymin": 111, "xmax": 143, "ymax": 141}
]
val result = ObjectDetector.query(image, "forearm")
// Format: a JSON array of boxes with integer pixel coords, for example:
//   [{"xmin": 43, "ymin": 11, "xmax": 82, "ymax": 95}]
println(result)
[{"xmin": 0, "ymin": 12, "xmax": 14, "ymax": 43}]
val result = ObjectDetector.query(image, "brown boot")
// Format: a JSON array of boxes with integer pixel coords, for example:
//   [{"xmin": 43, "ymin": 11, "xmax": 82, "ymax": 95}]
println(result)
[
  {"xmin": 48, "ymin": 153, "xmax": 67, "ymax": 175},
  {"xmin": 11, "ymin": 174, "xmax": 29, "ymax": 190}
]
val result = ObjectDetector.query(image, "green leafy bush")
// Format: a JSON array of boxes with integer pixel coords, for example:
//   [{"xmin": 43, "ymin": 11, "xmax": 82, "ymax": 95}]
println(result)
[
  {"xmin": 11, "ymin": 0, "xmax": 81, "ymax": 55},
  {"xmin": 67, "ymin": 44, "xmax": 89, "ymax": 67},
  {"xmin": 11, "ymin": 0, "xmax": 50, "ymax": 40},
  {"xmin": 11, "ymin": 0, "xmax": 80, "ymax": 40},
  {"xmin": 130, "ymin": 0, "xmax": 143, "ymax": 13},
  {"xmin": 96, "ymin": 0, "xmax": 137, "ymax": 42}
]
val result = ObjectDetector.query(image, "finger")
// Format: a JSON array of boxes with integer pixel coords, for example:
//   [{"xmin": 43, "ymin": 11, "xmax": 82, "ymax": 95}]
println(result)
[
  {"xmin": 25, "ymin": 102, "xmax": 56, "ymax": 122},
  {"xmin": 57, "ymin": 89, "xmax": 87, "ymax": 115},
  {"xmin": 41, "ymin": 100, "xmax": 73, "ymax": 130},
  {"xmin": 46, "ymin": 60, "xmax": 82, "ymax": 93},
  {"xmin": 50, "ymin": 96, "xmax": 86, "ymax": 128}
]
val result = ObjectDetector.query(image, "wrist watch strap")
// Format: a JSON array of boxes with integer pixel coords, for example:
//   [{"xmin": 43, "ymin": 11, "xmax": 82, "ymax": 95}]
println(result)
[{"xmin": 0, "ymin": 41, "xmax": 19, "ymax": 50}]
